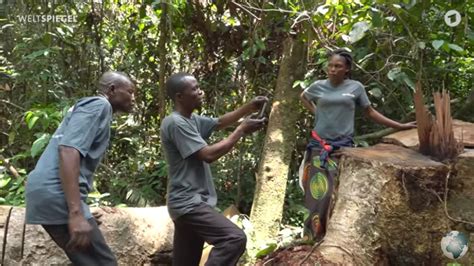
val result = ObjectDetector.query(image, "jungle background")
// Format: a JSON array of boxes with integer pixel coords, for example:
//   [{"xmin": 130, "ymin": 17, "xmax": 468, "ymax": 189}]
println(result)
[{"xmin": 0, "ymin": 0, "xmax": 473, "ymax": 260}]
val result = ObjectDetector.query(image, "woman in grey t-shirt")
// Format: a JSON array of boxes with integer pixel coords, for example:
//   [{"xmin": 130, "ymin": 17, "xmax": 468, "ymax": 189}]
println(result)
[{"xmin": 299, "ymin": 49, "xmax": 416, "ymax": 241}]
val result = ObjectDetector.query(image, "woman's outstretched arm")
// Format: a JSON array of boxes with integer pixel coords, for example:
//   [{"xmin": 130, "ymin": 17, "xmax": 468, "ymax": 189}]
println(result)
[{"xmin": 364, "ymin": 106, "xmax": 416, "ymax": 130}]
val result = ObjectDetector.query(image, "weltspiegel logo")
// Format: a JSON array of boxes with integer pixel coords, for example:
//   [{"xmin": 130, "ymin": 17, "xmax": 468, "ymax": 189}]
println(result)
[
  {"xmin": 16, "ymin": 14, "xmax": 77, "ymax": 23},
  {"xmin": 0, "ymin": 0, "xmax": 78, "ymax": 23}
]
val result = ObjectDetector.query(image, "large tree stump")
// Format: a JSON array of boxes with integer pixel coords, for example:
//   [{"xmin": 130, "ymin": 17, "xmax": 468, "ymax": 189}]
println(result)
[
  {"xmin": 314, "ymin": 144, "xmax": 472, "ymax": 265},
  {"xmin": 0, "ymin": 206, "xmax": 174, "ymax": 265},
  {"xmin": 318, "ymin": 144, "xmax": 447, "ymax": 264}
]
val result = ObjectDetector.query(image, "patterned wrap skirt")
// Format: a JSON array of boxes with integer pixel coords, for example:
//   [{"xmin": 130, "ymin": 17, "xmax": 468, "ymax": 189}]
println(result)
[{"xmin": 299, "ymin": 133, "xmax": 353, "ymax": 241}]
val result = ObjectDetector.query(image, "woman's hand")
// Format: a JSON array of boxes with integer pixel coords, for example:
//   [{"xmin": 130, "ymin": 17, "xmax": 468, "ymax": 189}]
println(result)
[
  {"xmin": 396, "ymin": 121, "xmax": 417, "ymax": 130},
  {"xmin": 300, "ymin": 91, "xmax": 316, "ymax": 115}
]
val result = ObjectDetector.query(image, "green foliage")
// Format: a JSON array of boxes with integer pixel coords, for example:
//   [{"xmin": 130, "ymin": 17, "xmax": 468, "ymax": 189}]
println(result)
[
  {"xmin": 282, "ymin": 172, "xmax": 307, "ymax": 227},
  {"xmin": 0, "ymin": 168, "xmax": 26, "ymax": 206},
  {"xmin": 255, "ymin": 243, "xmax": 278, "ymax": 259},
  {"xmin": 0, "ymin": 1, "xmax": 472, "ymax": 237},
  {"xmin": 87, "ymin": 191, "xmax": 111, "ymax": 207},
  {"xmin": 22, "ymin": 105, "xmax": 66, "ymax": 157}
]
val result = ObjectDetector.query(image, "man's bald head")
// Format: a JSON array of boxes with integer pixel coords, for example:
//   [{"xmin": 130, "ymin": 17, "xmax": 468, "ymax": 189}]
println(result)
[
  {"xmin": 98, "ymin": 71, "xmax": 133, "ymax": 93},
  {"xmin": 98, "ymin": 71, "xmax": 136, "ymax": 113}
]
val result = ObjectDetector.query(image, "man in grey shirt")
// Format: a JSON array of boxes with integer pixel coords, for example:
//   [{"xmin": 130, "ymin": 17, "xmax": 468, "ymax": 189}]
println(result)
[
  {"xmin": 160, "ymin": 72, "xmax": 267, "ymax": 266},
  {"xmin": 26, "ymin": 71, "xmax": 136, "ymax": 265}
]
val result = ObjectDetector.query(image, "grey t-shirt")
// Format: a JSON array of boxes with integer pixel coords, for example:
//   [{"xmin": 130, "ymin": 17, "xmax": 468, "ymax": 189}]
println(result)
[
  {"xmin": 303, "ymin": 79, "xmax": 371, "ymax": 140},
  {"xmin": 160, "ymin": 111, "xmax": 218, "ymax": 220},
  {"xmin": 25, "ymin": 96, "xmax": 113, "ymax": 224}
]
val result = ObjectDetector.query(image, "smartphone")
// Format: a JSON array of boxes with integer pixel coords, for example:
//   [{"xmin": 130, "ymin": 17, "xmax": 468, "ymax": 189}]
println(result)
[{"xmin": 257, "ymin": 102, "xmax": 267, "ymax": 119}]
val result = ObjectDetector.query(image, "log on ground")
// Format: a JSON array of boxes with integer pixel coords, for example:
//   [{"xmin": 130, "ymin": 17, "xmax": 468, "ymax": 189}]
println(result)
[
  {"xmin": 382, "ymin": 120, "xmax": 474, "ymax": 149},
  {"xmin": 0, "ymin": 206, "xmax": 174, "ymax": 265}
]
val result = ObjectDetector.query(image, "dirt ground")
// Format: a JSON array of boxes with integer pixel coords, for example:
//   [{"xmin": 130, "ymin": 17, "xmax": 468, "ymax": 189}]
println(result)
[{"xmin": 255, "ymin": 244, "xmax": 338, "ymax": 266}]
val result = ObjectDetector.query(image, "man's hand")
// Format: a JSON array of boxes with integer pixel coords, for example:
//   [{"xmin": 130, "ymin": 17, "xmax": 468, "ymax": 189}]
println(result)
[
  {"xmin": 66, "ymin": 213, "xmax": 93, "ymax": 251},
  {"xmin": 92, "ymin": 210, "xmax": 103, "ymax": 225},
  {"xmin": 250, "ymin": 96, "xmax": 269, "ymax": 112},
  {"xmin": 237, "ymin": 117, "xmax": 267, "ymax": 135}
]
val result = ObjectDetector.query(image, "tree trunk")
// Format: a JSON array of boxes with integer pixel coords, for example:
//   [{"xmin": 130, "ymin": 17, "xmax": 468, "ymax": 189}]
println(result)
[
  {"xmin": 249, "ymin": 36, "xmax": 305, "ymax": 246},
  {"xmin": 0, "ymin": 207, "xmax": 174, "ymax": 265}
]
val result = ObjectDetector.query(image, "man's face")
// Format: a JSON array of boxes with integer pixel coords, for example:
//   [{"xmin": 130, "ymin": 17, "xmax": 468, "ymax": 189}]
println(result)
[
  {"xmin": 111, "ymin": 82, "xmax": 136, "ymax": 113},
  {"xmin": 179, "ymin": 76, "xmax": 204, "ymax": 109}
]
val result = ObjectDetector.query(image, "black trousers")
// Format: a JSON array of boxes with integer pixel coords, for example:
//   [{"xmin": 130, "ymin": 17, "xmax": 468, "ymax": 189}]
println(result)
[
  {"xmin": 172, "ymin": 204, "xmax": 247, "ymax": 266},
  {"xmin": 42, "ymin": 218, "xmax": 117, "ymax": 266}
]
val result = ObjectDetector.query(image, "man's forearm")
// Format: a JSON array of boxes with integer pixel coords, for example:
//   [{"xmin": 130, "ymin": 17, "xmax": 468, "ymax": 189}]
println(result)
[
  {"xmin": 58, "ymin": 146, "xmax": 83, "ymax": 216},
  {"xmin": 216, "ymin": 103, "xmax": 254, "ymax": 130},
  {"xmin": 196, "ymin": 128, "xmax": 245, "ymax": 163}
]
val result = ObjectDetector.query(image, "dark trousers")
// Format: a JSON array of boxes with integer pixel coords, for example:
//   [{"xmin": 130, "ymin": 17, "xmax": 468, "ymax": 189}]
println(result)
[
  {"xmin": 172, "ymin": 204, "xmax": 247, "ymax": 266},
  {"xmin": 42, "ymin": 218, "xmax": 117, "ymax": 266}
]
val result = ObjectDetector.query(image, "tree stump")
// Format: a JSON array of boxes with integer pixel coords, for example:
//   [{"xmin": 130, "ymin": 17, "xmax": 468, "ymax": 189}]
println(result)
[
  {"xmin": 258, "ymin": 145, "xmax": 473, "ymax": 265},
  {"xmin": 316, "ymin": 144, "xmax": 450, "ymax": 265}
]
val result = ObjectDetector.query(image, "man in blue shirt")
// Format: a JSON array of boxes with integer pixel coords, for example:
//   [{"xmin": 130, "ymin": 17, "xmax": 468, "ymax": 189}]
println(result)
[
  {"xmin": 26, "ymin": 71, "xmax": 136, "ymax": 265},
  {"xmin": 161, "ymin": 72, "xmax": 267, "ymax": 265}
]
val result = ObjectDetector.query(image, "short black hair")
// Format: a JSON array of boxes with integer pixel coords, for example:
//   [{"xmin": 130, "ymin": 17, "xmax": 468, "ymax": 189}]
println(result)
[
  {"xmin": 166, "ymin": 72, "xmax": 193, "ymax": 101},
  {"xmin": 328, "ymin": 49, "xmax": 353, "ymax": 78}
]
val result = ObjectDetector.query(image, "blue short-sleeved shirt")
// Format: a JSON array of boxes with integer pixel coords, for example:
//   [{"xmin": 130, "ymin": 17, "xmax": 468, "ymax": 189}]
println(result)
[
  {"xmin": 303, "ymin": 79, "xmax": 371, "ymax": 140},
  {"xmin": 25, "ymin": 96, "xmax": 113, "ymax": 224},
  {"xmin": 160, "ymin": 111, "xmax": 218, "ymax": 220}
]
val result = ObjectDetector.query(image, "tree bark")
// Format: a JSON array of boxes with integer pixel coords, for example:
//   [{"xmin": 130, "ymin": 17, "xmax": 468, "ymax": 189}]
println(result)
[
  {"xmin": 318, "ymin": 144, "xmax": 450, "ymax": 265},
  {"xmin": 0, "ymin": 207, "xmax": 174, "ymax": 265},
  {"xmin": 249, "ymin": 36, "xmax": 305, "ymax": 246},
  {"xmin": 260, "ymin": 144, "xmax": 474, "ymax": 265}
]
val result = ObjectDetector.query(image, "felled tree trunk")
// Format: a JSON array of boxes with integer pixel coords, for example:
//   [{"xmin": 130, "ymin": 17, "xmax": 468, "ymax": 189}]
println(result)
[
  {"xmin": 382, "ymin": 120, "xmax": 474, "ymax": 149},
  {"xmin": 0, "ymin": 206, "xmax": 174, "ymax": 265}
]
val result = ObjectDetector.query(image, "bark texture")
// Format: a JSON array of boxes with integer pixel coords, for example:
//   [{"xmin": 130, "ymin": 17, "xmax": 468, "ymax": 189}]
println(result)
[
  {"xmin": 249, "ymin": 36, "xmax": 305, "ymax": 245},
  {"xmin": 318, "ymin": 144, "xmax": 450, "ymax": 265},
  {"xmin": 0, "ymin": 206, "xmax": 174, "ymax": 265},
  {"xmin": 260, "ymin": 144, "xmax": 473, "ymax": 265}
]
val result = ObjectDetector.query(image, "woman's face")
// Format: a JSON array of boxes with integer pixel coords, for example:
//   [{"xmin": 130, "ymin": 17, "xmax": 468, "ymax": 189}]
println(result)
[{"xmin": 327, "ymin": 54, "xmax": 349, "ymax": 84}]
